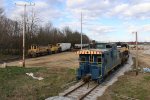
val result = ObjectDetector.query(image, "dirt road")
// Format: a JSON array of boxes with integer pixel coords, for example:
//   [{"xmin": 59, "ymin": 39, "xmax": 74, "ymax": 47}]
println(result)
[{"xmin": 0, "ymin": 52, "xmax": 79, "ymax": 68}]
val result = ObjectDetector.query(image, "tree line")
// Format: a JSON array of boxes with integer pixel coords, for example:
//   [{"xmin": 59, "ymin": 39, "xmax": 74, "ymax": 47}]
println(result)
[{"xmin": 0, "ymin": 8, "xmax": 90, "ymax": 55}]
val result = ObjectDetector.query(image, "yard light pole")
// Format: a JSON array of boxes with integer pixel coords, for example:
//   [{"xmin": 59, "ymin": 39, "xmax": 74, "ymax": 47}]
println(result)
[
  {"xmin": 81, "ymin": 12, "xmax": 83, "ymax": 50},
  {"xmin": 16, "ymin": 3, "xmax": 35, "ymax": 67},
  {"xmin": 132, "ymin": 32, "xmax": 138, "ymax": 75}
]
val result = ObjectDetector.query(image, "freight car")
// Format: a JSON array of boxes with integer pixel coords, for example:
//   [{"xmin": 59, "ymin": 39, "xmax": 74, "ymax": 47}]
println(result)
[
  {"xmin": 74, "ymin": 44, "xmax": 89, "ymax": 49},
  {"xmin": 57, "ymin": 43, "xmax": 71, "ymax": 51},
  {"xmin": 76, "ymin": 42, "xmax": 129, "ymax": 83}
]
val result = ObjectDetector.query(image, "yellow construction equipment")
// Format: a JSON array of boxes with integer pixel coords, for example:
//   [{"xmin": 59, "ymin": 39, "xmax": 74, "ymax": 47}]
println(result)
[{"xmin": 28, "ymin": 44, "xmax": 61, "ymax": 57}]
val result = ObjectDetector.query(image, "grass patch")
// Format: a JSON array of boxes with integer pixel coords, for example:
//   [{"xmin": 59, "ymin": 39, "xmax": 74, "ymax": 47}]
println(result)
[
  {"xmin": 98, "ymin": 72, "xmax": 150, "ymax": 100},
  {"xmin": 143, "ymin": 75, "xmax": 150, "ymax": 81},
  {"xmin": 0, "ymin": 54, "xmax": 19, "ymax": 63},
  {"xmin": 0, "ymin": 66, "xmax": 75, "ymax": 100}
]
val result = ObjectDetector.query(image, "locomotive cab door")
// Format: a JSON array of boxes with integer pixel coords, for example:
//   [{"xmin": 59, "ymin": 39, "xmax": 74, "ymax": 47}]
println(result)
[
  {"xmin": 77, "ymin": 55, "xmax": 90, "ymax": 79},
  {"xmin": 90, "ymin": 55, "xmax": 102, "ymax": 80}
]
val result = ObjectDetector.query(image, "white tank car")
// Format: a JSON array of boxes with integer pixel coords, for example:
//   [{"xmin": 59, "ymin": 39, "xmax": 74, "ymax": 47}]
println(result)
[{"xmin": 57, "ymin": 43, "xmax": 71, "ymax": 52}]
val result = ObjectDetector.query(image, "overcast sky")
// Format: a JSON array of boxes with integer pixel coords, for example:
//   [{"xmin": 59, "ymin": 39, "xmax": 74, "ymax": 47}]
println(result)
[{"xmin": 1, "ymin": 0, "xmax": 150, "ymax": 42}]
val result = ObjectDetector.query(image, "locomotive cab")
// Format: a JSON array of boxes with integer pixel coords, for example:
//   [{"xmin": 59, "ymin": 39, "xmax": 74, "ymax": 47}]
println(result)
[
  {"xmin": 76, "ymin": 43, "xmax": 122, "ymax": 83},
  {"xmin": 76, "ymin": 50, "xmax": 103, "ymax": 82}
]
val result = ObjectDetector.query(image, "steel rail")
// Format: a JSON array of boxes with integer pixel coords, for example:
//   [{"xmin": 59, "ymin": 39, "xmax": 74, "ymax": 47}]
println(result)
[
  {"xmin": 63, "ymin": 82, "xmax": 86, "ymax": 96},
  {"xmin": 78, "ymin": 84, "xmax": 99, "ymax": 100}
]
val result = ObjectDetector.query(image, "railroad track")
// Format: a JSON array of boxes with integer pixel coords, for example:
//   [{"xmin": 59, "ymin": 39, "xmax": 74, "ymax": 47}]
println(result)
[
  {"xmin": 60, "ymin": 81, "xmax": 99, "ymax": 100},
  {"xmin": 59, "ymin": 65, "xmax": 127, "ymax": 100},
  {"xmin": 58, "ymin": 56, "xmax": 132, "ymax": 100}
]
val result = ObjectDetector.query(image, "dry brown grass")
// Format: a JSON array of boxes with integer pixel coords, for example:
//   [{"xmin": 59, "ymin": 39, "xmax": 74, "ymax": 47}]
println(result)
[
  {"xmin": 131, "ymin": 50, "xmax": 150, "ymax": 68},
  {"xmin": 1, "ymin": 52, "xmax": 79, "ymax": 68},
  {"xmin": 97, "ymin": 72, "xmax": 150, "ymax": 100}
]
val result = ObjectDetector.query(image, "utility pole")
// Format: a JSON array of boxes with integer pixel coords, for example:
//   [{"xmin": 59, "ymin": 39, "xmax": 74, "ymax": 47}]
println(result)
[
  {"xmin": 16, "ymin": 3, "xmax": 35, "ymax": 67},
  {"xmin": 135, "ymin": 32, "xmax": 138, "ymax": 75},
  {"xmin": 133, "ymin": 32, "xmax": 138, "ymax": 75},
  {"xmin": 81, "ymin": 12, "xmax": 83, "ymax": 50}
]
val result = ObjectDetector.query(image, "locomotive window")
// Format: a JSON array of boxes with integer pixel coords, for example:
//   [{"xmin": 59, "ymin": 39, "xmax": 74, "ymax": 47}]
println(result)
[
  {"xmin": 96, "ymin": 44, "xmax": 105, "ymax": 49},
  {"xmin": 97, "ymin": 57, "xmax": 101, "ymax": 63},
  {"xmin": 122, "ymin": 44, "xmax": 127, "ymax": 48},
  {"xmin": 90, "ymin": 55, "xmax": 94, "ymax": 63},
  {"xmin": 90, "ymin": 44, "xmax": 96, "ymax": 49},
  {"xmin": 34, "ymin": 46, "xmax": 36, "ymax": 49},
  {"xmin": 106, "ymin": 45, "xmax": 112, "ymax": 48},
  {"xmin": 80, "ymin": 57, "xmax": 86, "ymax": 62}
]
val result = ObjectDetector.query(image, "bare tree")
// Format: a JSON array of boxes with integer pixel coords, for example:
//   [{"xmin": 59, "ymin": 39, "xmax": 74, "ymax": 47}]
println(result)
[{"xmin": 0, "ymin": 7, "xmax": 90, "ymax": 58}]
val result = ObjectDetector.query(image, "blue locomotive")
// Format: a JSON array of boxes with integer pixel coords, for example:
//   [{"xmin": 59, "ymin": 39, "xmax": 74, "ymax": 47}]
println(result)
[{"xmin": 76, "ymin": 42, "xmax": 129, "ymax": 83}]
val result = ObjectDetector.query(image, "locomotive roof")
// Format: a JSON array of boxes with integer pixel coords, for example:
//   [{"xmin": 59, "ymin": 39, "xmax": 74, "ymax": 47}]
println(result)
[
  {"xmin": 90, "ymin": 49, "xmax": 108, "ymax": 52},
  {"xmin": 76, "ymin": 49, "xmax": 109, "ymax": 55},
  {"xmin": 96, "ymin": 42, "xmax": 116, "ymax": 44}
]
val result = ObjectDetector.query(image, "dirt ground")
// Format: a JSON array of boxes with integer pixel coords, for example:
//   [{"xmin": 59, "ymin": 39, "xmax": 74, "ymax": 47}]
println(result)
[{"xmin": 0, "ymin": 52, "xmax": 79, "ymax": 68}]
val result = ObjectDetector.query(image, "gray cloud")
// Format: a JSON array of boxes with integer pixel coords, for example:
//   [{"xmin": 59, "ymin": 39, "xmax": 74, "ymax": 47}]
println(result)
[
  {"xmin": 8, "ymin": 0, "xmax": 64, "ymax": 23},
  {"xmin": 87, "ymin": 25, "xmax": 115, "ymax": 34},
  {"xmin": 66, "ymin": 0, "xmax": 150, "ymax": 19},
  {"xmin": 0, "ymin": 0, "xmax": 4, "ymax": 7}
]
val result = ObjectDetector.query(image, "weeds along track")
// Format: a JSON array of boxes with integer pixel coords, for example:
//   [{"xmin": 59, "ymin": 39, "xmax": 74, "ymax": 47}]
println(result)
[{"xmin": 60, "ymin": 81, "xmax": 99, "ymax": 100}]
